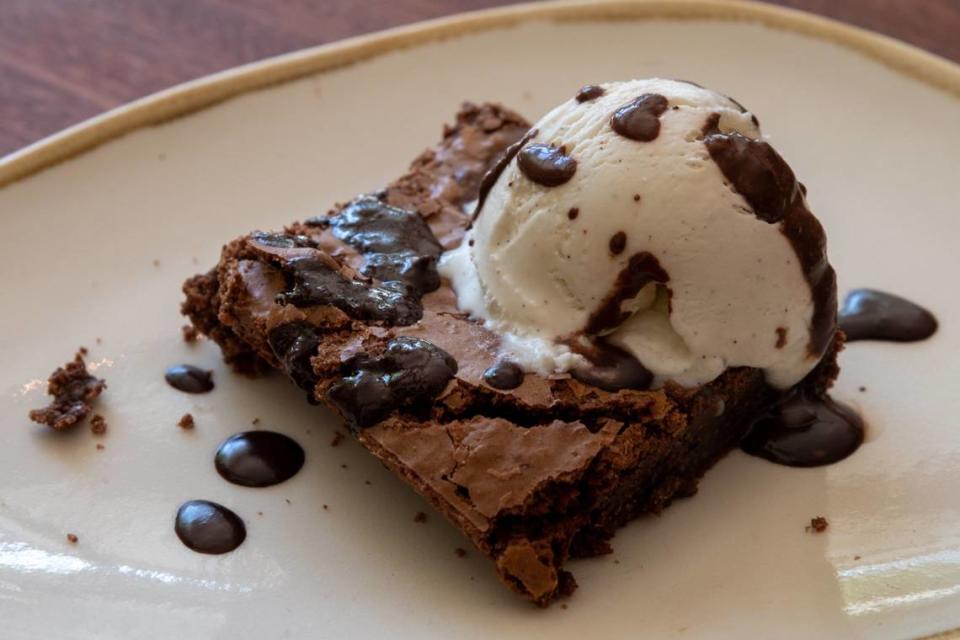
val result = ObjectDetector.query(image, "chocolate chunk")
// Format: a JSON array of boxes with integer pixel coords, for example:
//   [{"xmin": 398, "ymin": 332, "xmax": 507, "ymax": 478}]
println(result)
[
  {"xmin": 326, "ymin": 196, "xmax": 443, "ymax": 294},
  {"xmin": 609, "ymin": 231, "xmax": 627, "ymax": 255},
  {"xmin": 572, "ymin": 341, "xmax": 653, "ymax": 392},
  {"xmin": 164, "ymin": 365, "xmax": 214, "ymax": 394},
  {"xmin": 174, "ymin": 500, "xmax": 246, "ymax": 555},
  {"xmin": 610, "ymin": 94, "xmax": 669, "ymax": 142},
  {"xmin": 327, "ymin": 337, "xmax": 458, "ymax": 427},
  {"xmin": 586, "ymin": 252, "xmax": 669, "ymax": 335},
  {"xmin": 575, "ymin": 85, "xmax": 605, "ymax": 103},
  {"xmin": 567, "ymin": 207, "xmax": 579, "ymax": 220},
  {"xmin": 483, "ymin": 361, "xmax": 525, "ymax": 390},
  {"xmin": 28, "ymin": 351, "xmax": 106, "ymax": 430},
  {"xmin": 475, "ymin": 129, "xmax": 537, "ymax": 219},
  {"xmin": 517, "ymin": 143, "xmax": 577, "ymax": 187},
  {"xmin": 704, "ymin": 129, "xmax": 836, "ymax": 359},
  {"xmin": 277, "ymin": 256, "xmax": 423, "ymax": 326},
  {"xmin": 741, "ymin": 390, "xmax": 863, "ymax": 467},
  {"xmin": 215, "ymin": 431, "xmax": 306, "ymax": 488},
  {"xmin": 267, "ymin": 321, "xmax": 321, "ymax": 391},
  {"xmin": 838, "ymin": 289, "xmax": 937, "ymax": 342}
]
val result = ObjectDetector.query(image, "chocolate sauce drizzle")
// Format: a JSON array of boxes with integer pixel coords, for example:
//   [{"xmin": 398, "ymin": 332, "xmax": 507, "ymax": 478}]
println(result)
[
  {"xmin": 839, "ymin": 289, "xmax": 937, "ymax": 342},
  {"xmin": 517, "ymin": 143, "xmax": 578, "ymax": 187},
  {"xmin": 267, "ymin": 321, "xmax": 321, "ymax": 392},
  {"xmin": 483, "ymin": 361, "xmax": 525, "ymax": 390},
  {"xmin": 215, "ymin": 431, "xmax": 306, "ymax": 488},
  {"xmin": 610, "ymin": 94, "xmax": 669, "ymax": 142},
  {"xmin": 164, "ymin": 365, "xmax": 214, "ymax": 394},
  {"xmin": 325, "ymin": 196, "xmax": 443, "ymax": 295},
  {"xmin": 327, "ymin": 337, "xmax": 458, "ymax": 428},
  {"xmin": 474, "ymin": 129, "xmax": 537, "ymax": 220},
  {"xmin": 571, "ymin": 341, "xmax": 653, "ymax": 392},
  {"xmin": 586, "ymin": 252, "xmax": 669, "ymax": 335},
  {"xmin": 175, "ymin": 500, "xmax": 246, "ymax": 555},
  {"xmin": 703, "ymin": 118, "xmax": 836, "ymax": 359},
  {"xmin": 741, "ymin": 390, "xmax": 864, "ymax": 467}
]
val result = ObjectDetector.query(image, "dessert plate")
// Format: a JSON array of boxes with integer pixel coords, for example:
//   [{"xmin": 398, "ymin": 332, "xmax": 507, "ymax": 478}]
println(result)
[{"xmin": 1, "ymin": 1, "xmax": 958, "ymax": 638}]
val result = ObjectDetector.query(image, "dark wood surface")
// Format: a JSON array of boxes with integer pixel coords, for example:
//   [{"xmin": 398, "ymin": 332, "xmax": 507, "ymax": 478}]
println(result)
[{"xmin": 2, "ymin": 0, "xmax": 958, "ymax": 157}]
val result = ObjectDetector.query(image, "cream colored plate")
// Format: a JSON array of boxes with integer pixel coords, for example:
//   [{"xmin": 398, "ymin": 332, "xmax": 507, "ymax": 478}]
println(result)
[{"xmin": 2, "ymin": 1, "xmax": 959, "ymax": 638}]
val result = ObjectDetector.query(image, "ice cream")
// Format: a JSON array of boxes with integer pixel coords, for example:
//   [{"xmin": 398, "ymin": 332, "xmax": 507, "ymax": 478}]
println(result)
[{"xmin": 440, "ymin": 78, "xmax": 836, "ymax": 389}]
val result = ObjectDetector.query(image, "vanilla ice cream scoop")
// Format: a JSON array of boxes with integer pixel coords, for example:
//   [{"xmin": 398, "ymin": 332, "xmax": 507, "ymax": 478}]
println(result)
[{"xmin": 440, "ymin": 78, "xmax": 836, "ymax": 389}]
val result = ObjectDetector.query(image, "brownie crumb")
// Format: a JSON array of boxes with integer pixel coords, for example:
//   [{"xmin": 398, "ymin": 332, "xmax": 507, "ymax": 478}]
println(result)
[
  {"xmin": 79, "ymin": 346, "xmax": 89, "ymax": 356},
  {"xmin": 252, "ymin": 417, "xmax": 261, "ymax": 425},
  {"xmin": 633, "ymin": 194, "xmax": 641, "ymax": 202},
  {"xmin": 152, "ymin": 259, "xmax": 160, "ymax": 267},
  {"xmin": 95, "ymin": 337, "xmax": 102, "ymax": 345},
  {"xmin": 322, "ymin": 504, "xmax": 329, "ymax": 510},
  {"xmin": 29, "ymin": 351, "xmax": 107, "ymax": 430},
  {"xmin": 613, "ymin": 559, "xmax": 620, "ymax": 565},
  {"xmin": 561, "ymin": 604, "xmax": 569, "ymax": 610},
  {"xmin": 853, "ymin": 554, "xmax": 861, "ymax": 560},
  {"xmin": 364, "ymin": 480, "xmax": 372, "ymax": 485},
  {"xmin": 66, "ymin": 533, "xmax": 78, "ymax": 544},
  {"xmin": 414, "ymin": 511, "xmax": 428, "ymax": 524},
  {"xmin": 89, "ymin": 414, "xmax": 107, "ymax": 435},
  {"xmin": 285, "ymin": 499, "xmax": 291, "ymax": 505},
  {"xmin": 181, "ymin": 324, "xmax": 200, "ymax": 343},
  {"xmin": 330, "ymin": 432, "xmax": 344, "ymax": 447},
  {"xmin": 859, "ymin": 386, "xmax": 867, "ymax": 393},
  {"xmin": 807, "ymin": 516, "xmax": 829, "ymax": 533},
  {"xmin": 340, "ymin": 463, "xmax": 348, "ymax": 469},
  {"xmin": 95, "ymin": 444, "xmax": 105, "ymax": 451},
  {"xmin": 177, "ymin": 413, "xmax": 195, "ymax": 429},
  {"xmin": 455, "ymin": 547, "xmax": 467, "ymax": 558}
]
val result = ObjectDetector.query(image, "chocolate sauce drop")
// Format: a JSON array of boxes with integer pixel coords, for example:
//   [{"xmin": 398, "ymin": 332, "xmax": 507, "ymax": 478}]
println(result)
[
  {"xmin": 741, "ymin": 391, "xmax": 864, "ymax": 467},
  {"xmin": 575, "ymin": 85, "xmax": 605, "ymax": 103},
  {"xmin": 517, "ymin": 143, "xmax": 577, "ymax": 187},
  {"xmin": 215, "ymin": 431, "xmax": 306, "ymax": 488},
  {"xmin": 483, "ymin": 361, "xmax": 525, "ymax": 390},
  {"xmin": 174, "ymin": 500, "xmax": 246, "ymax": 554},
  {"xmin": 164, "ymin": 365, "xmax": 214, "ymax": 394},
  {"xmin": 609, "ymin": 231, "xmax": 627, "ymax": 255},
  {"xmin": 474, "ymin": 129, "xmax": 536, "ymax": 219},
  {"xmin": 839, "ymin": 289, "xmax": 937, "ymax": 342},
  {"xmin": 610, "ymin": 94, "xmax": 669, "ymax": 142}
]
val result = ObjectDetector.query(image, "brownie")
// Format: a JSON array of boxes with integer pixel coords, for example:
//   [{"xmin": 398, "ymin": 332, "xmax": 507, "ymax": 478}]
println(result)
[{"xmin": 182, "ymin": 103, "xmax": 840, "ymax": 606}]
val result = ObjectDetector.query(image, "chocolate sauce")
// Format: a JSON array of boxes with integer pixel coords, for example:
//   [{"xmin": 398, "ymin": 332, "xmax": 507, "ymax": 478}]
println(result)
[
  {"xmin": 838, "ymin": 289, "xmax": 938, "ymax": 342},
  {"xmin": 517, "ymin": 143, "xmax": 577, "ymax": 187},
  {"xmin": 276, "ymin": 256, "xmax": 423, "ymax": 326},
  {"xmin": 174, "ymin": 500, "xmax": 246, "ymax": 555},
  {"xmin": 164, "ymin": 365, "xmax": 214, "ymax": 394},
  {"xmin": 571, "ymin": 341, "xmax": 653, "ymax": 392},
  {"xmin": 703, "ymin": 124, "xmax": 836, "ymax": 359},
  {"xmin": 474, "ymin": 129, "xmax": 536, "ymax": 219},
  {"xmin": 609, "ymin": 231, "xmax": 627, "ymax": 255},
  {"xmin": 483, "ymin": 361, "xmax": 525, "ymax": 390},
  {"xmin": 267, "ymin": 321, "xmax": 321, "ymax": 392},
  {"xmin": 326, "ymin": 196, "xmax": 442, "ymax": 294},
  {"xmin": 575, "ymin": 85, "xmax": 605, "ymax": 103},
  {"xmin": 568, "ymin": 207, "xmax": 579, "ymax": 220},
  {"xmin": 250, "ymin": 232, "xmax": 317, "ymax": 249},
  {"xmin": 327, "ymin": 337, "xmax": 458, "ymax": 428},
  {"xmin": 610, "ymin": 94, "xmax": 669, "ymax": 142},
  {"xmin": 586, "ymin": 252, "xmax": 669, "ymax": 334},
  {"xmin": 741, "ymin": 390, "xmax": 864, "ymax": 467},
  {"xmin": 215, "ymin": 431, "xmax": 305, "ymax": 488}
]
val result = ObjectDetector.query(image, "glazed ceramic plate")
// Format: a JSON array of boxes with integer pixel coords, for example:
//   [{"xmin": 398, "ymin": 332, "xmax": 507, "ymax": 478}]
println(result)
[{"xmin": 2, "ymin": 1, "xmax": 958, "ymax": 638}]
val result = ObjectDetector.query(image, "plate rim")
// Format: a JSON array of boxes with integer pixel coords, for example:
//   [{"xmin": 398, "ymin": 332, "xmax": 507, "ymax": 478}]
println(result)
[{"xmin": 1, "ymin": 0, "xmax": 959, "ymax": 189}]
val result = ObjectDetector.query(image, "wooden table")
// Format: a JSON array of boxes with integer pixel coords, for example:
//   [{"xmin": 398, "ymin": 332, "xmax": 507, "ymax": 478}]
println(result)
[{"xmin": 2, "ymin": 0, "xmax": 958, "ymax": 156}]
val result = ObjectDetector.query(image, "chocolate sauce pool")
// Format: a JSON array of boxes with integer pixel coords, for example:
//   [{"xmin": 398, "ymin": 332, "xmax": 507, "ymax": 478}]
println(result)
[
  {"xmin": 839, "ymin": 289, "xmax": 937, "ymax": 342},
  {"xmin": 215, "ymin": 431, "xmax": 305, "ymax": 488},
  {"xmin": 174, "ymin": 500, "xmax": 246, "ymax": 554},
  {"xmin": 741, "ymin": 390, "xmax": 864, "ymax": 467}
]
